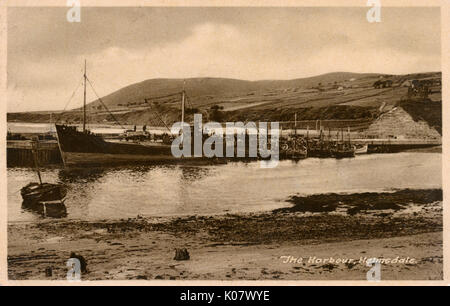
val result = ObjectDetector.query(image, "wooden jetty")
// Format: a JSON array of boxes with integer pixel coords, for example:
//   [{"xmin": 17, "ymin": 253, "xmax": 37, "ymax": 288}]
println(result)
[{"xmin": 7, "ymin": 140, "xmax": 62, "ymax": 167}]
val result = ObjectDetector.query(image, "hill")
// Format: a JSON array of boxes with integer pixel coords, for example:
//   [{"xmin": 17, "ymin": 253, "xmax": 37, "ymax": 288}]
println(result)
[
  {"xmin": 7, "ymin": 71, "xmax": 441, "ymax": 133},
  {"xmin": 80, "ymin": 72, "xmax": 379, "ymax": 110}
]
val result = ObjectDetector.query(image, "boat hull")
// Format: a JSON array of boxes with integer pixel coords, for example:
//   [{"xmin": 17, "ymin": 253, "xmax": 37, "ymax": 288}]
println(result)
[
  {"xmin": 331, "ymin": 150, "xmax": 355, "ymax": 159},
  {"xmin": 56, "ymin": 124, "xmax": 188, "ymax": 166},
  {"xmin": 55, "ymin": 124, "xmax": 280, "ymax": 166},
  {"xmin": 21, "ymin": 182, "xmax": 67, "ymax": 203},
  {"xmin": 355, "ymin": 144, "xmax": 368, "ymax": 154},
  {"xmin": 60, "ymin": 151, "xmax": 219, "ymax": 167},
  {"xmin": 307, "ymin": 149, "xmax": 333, "ymax": 158}
]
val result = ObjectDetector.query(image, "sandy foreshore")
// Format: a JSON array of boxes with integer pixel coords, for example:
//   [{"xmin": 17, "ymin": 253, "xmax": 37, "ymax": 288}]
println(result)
[{"xmin": 8, "ymin": 189, "xmax": 443, "ymax": 281}]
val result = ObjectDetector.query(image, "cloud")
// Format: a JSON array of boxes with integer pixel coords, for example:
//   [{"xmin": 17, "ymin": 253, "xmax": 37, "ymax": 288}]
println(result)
[{"xmin": 7, "ymin": 7, "xmax": 441, "ymax": 112}]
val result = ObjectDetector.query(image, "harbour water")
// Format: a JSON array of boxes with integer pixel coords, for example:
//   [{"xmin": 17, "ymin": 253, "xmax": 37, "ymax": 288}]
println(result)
[{"xmin": 7, "ymin": 152, "xmax": 442, "ymax": 222}]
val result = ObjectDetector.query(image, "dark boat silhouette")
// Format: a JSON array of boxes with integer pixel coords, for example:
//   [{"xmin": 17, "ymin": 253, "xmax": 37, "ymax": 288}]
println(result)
[
  {"xmin": 330, "ymin": 128, "xmax": 355, "ymax": 159},
  {"xmin": 280, "ymin": 135, "xmax": 307, "ymax": 160},
  {"xmin": 330, "ymin": 145, "xmax": 355, "ymax": 159},
  {"xmin": 21, "ymin": 182, "xmax": 67, "ymax": 203},
  {"xmin": 20, "ymin": 139, "xmax": 67, "ymax": 218},
  {"xmin": 21, "ymin": 198, "xmax": 67, "ymax": 218},
  {"xmin": 55, "ymin": 124, "xmax": 180, "ymax": 166},
  {"xmin": 306, "ymin": 130, "xmax": 333, "ymax": 158}
]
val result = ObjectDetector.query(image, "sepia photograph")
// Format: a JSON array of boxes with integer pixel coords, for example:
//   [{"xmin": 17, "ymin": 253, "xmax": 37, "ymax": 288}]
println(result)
[{"xmin": 1, "ymin": 0, "xmax": 448, "ymax": 290}]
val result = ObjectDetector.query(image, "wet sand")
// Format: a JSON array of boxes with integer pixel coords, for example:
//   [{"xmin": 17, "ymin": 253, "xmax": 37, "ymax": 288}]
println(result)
[{"xmin": 8, "ymin": 189, "xmax": 443, "ymax": 280}]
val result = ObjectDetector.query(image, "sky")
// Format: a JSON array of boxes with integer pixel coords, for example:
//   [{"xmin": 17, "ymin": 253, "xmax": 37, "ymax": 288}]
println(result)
[{"xmin": 7, "ymin": 7, "xmax": 441, "ymax": 112}]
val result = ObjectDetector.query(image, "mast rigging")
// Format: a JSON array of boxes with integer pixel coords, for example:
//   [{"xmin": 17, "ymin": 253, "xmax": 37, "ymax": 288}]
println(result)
[{"xmin": 83, "ymin": 60, "xmax": 87, "ymax": 132}]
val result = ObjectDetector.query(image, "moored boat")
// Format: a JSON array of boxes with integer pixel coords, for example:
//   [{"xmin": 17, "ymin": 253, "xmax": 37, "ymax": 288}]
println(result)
[
  {"xmin": 21, "ymin": 182, "xmax": 67, "ymax": 203},
  {"xmin": 306, "ymin": 129, "xmax": 333, "ymax": 158},
  {"xmin": 280, "ymin": 136, "xmax": 308, "ymax": 160},
  {"xmin": 307, "ymin": 144, "xmax": 332, "ymax": 158},
  {"xmin": 55, "ymin": 124, "xmax": 180, "ymax": 166},
  {"xmin": 354, "ymin": 144, "xmax": 368, "ymax": 154},
  {"xmin": 55, "ymin": 61, "xmax": 283, "ymax": 167},
  {"xmin": 330, "ymin": 128, "xmax": 355, "ymax": 159},
  {"xmin": 331, "ymin": 146, "xmax": 355, "ymax": 158},
  {"xmin": 55, "ymin": 61, "xmax": 197, "ymax": 167},
  {"xmin": 20, "ymin": 138, "xmax": 68, "ymax": 217}
]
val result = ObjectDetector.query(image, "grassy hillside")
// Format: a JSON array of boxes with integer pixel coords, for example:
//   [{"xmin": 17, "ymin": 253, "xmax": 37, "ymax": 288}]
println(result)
[{"xmin": 82, "ymin": 72, "xmax": 379, "ymax": 110}]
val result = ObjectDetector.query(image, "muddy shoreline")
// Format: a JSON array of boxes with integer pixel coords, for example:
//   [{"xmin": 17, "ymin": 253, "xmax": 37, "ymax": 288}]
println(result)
[{"xmin": 8, "ymin": 188, "xmax": 443, "ymax": 280}]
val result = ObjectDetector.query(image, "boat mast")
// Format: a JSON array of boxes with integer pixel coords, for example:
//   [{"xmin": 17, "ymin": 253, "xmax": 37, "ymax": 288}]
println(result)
[
  {"xmin": 348, "ymin": 126, "xmax": 351, "ymax": 144},
  {"xmin": 180, "ymin": 82, "xmax": 186, "ymax": 144},
  {"xmin": 181, "ymin": 79, "xmax": 186, "ymax": 124},
  {"xmin": 294, "ymin": 112, "xmax": 297, "ymax": 135},
  {"xmin": 181, "ymin": 90, "xmax": 185, "ymax": 124},
  {"xmin": 83, "ymin": 60, "xmax": 87, "ymax": 132},
  {"xmin": 31, "ymin": 139, "xmax": 43, "ymax": 185}
]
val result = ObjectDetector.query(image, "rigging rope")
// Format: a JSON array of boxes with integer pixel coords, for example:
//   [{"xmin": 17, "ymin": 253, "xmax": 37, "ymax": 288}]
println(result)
[
  {"xmin": 146, "ymin": 99, "xmax": 172, "ymax": 133},
  {"xmin": 55, "ymin": 75, "xmax": 84, "ymax": 123},
  {"xmin": 86, "ymin": 77, "xmax": 126, "ymax": 129}
]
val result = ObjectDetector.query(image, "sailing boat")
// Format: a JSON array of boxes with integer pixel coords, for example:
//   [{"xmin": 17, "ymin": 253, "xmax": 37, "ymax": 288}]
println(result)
[
  {"xmin": 21, "ymin": 139, "xmax": 67, "ymax": 217},
  {"xmin": 21, "ymin": 182, "xmax": 66, "ymax": 203},
  {"xmin": 55, "ymin": 61, "xmax": 193, "ymax": 167},
  {"xmin": 330, "ymin": 128, "xmax": 355, "ymax": 158},
  {"xmin": 307, "ymin": 128, "xmax": 333, "ymax": 158}
]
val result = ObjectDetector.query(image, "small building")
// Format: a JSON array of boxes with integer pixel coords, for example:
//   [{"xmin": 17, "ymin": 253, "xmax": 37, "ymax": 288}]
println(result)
[{"xmin": 401, "ymin": 80, "xmax": 412, "ymax": 87}]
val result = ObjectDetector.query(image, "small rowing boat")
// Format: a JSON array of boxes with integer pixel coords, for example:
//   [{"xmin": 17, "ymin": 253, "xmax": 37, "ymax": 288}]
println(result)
[
  {"xmin": 21, "ymin": 182, "xmax": 67, "ymax": 203},
  {"xmin": 354, "ymin": 144, "xmax": 368, "ymax": 154},
  {"xmin": 20, "ymin": 138, "xmax": 67, "ymax": 217}
]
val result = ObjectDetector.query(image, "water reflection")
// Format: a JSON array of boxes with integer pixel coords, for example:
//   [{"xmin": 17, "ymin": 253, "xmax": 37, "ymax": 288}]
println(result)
[
  {"xmin": 58, "ymin": 167, "xmax": 106, "ymax": 184},
  {"xmin": 21, "ymin": 200, "xmax": 67, "ymax": 218},
  {"xmin": 7, "ymin": 153, "xmax": 442, "ymax": 222},
  {"xmin": 180, "ymin": 166, "xmax": 211, "ymax": 183}
]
